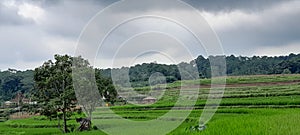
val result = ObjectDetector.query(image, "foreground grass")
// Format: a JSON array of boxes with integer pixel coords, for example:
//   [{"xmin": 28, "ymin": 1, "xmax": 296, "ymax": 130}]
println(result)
[
  {"xmin": 171, "ymin": 108, "xmax": 300, "ymax": 135},
  {"xmin": 1, "ymin": 108, "xmax": 298, "ymax": 135},
  {"xmin": 0, "ymin": 123, "xmax": 60, "ymax": 135}
]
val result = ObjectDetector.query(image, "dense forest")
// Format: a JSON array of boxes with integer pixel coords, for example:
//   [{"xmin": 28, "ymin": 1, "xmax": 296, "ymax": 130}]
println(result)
[
  {"xmin": 1, "ymin": 53, "xmax": 300, "ymax": 103},
  {"xmin": 101, "ymin": 53, "xmax": 300, "ymax": 86},
  {"xmin": 0, "ymin": 69, "xmax": 34, "ymax": 102}
]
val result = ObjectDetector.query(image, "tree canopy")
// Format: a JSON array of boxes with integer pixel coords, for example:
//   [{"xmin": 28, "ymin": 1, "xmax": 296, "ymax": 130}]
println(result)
[
  {"xmin": 2, "ymin": 53, "xmax": 300, "ymax": 105},
  {"xmin": 33, "ymin": 54, "xmax": 76, "ymax": 133},
  {"xmin": 100, "ymin": 53, "xmax": 300, "ymax": 87}
]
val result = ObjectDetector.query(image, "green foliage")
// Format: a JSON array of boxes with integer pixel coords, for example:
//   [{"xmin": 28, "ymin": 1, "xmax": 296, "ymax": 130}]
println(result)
[
  {"xmin": 33, "ymin": 54, "xmax": 78, "ymax": 133},
  {"xmin": 2, "ymin": 53, "xmax": 300, "ymax": 104},
  {"xmin": 95, "ymin": 69, "xmax": 117, "ymax": 104},
  {"xmin": 282, "ymin": 68, "xmax": 292, "ymax": 74},
  {"xmin": 32, "ymin": 54, "xmax": 118, "ymax": 133},
  {"xmin": 72, "ymin": 57, "xmax": 100, "ymax": 118},
  {"xmin": 0, "ymin": 69, "xmax": 34, "ymax": 102},
  {"xmin": 99, "ymin": 53, "xmax": 300, "ymax": 88}
]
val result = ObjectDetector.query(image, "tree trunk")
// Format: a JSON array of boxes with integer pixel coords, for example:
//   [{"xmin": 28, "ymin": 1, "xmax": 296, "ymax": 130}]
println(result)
[
  {"xmin": 88, "ymin": 109, "xmax": 92, "ymax": 119},
  {"xmin": 63, "ymin": 109, "xmax": 68, "ymax": 133},
  {"xmin": 62, "ymin": 98, "xmax": 68, "ymax": 133},
  {"xmin": 57, "ymin": 114, "xmax": 60, "ymax": 129}
]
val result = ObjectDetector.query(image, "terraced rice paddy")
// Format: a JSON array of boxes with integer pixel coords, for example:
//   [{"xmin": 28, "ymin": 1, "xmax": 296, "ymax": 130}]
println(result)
[{"xmin": 1, "ymin": 74, "xmax": 300, "ymax": 134}]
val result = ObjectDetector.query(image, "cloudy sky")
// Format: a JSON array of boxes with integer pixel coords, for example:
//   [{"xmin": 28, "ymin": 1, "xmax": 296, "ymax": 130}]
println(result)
[{"xmin": 0, "ymin": 0, "xmax": 299, "ymax": 70}]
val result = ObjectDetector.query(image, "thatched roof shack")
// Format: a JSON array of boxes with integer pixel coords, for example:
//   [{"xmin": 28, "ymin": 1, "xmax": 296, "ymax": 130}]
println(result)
[{"xmin": 142, "ymin": 96, "xmax": 157, "ymax": 104}]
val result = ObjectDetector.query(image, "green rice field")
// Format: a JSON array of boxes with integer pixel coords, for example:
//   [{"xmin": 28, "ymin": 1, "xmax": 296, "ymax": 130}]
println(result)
[{"xmin": 1, "ymin": 74, "xmax": 300, "ymax": 135}]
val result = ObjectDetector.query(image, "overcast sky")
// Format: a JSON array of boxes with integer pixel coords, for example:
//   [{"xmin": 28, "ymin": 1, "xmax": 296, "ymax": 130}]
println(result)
[{"xmin": 0, "ymin": 0, "xmax": 299, "ymax": 70}]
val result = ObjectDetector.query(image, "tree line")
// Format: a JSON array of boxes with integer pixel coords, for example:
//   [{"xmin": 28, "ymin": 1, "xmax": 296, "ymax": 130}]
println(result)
[
  {"xmin": 0, "ymin": 69, "xmax": 34, "ymax": 103},
  {"xmin": 100, "ymin": 53, "xmax": 300, "ymax": 86},
  {"xmin": 0, "ymin": 53, "xmax": 300, "ymax": 132},
  {"xmin": 1, "ymin": 53, "xmax": 300, "ymax": 103}
]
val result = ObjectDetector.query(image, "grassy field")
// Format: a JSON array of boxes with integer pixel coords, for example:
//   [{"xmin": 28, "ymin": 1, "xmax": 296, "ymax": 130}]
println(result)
[{"xmin": 0, "ymin": 74, "xmax": 300, "ymax": 134}]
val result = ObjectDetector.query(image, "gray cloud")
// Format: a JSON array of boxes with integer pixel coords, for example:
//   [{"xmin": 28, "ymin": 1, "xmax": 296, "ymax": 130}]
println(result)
[
  {"xmin": 0, "ymin": 0, "xmax": 299, "ymax": 70},
  {"xmin": 0, "ymin": 2, "xmax": 32, "ymax": 25},
  {"xmin": 98, "ymin": 0, "xmax": 287, "ymax": 14},
  {"xmin": 212, "ymin": 1, "xmax": 300, "ymax": 55},
  {"xmin": 40, "ymin": 1, "xmax": 108, "ymax": 38},
  {"xmin": 183, "ymin": 0, "xmax": 288, "ymax": 12}
]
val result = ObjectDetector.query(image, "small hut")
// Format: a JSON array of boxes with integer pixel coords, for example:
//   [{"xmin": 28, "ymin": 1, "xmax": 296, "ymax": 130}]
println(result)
[
  {"xmin": 4, "ymin": 101, "xmax": 14, "ymax": 106},
  {"xmin": 142, "ymin": 96, "xmax": 157, "ymax": 104}
]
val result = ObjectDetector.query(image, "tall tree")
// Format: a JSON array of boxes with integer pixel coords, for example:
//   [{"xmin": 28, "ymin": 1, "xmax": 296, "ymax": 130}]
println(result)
[
  {"xmin": 33, "ymin": 54, "xmax": 76, "ymax": 133},
  {"xmin": 72, "ymin": 56, "xmax": 101, "ymax": 119}
]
